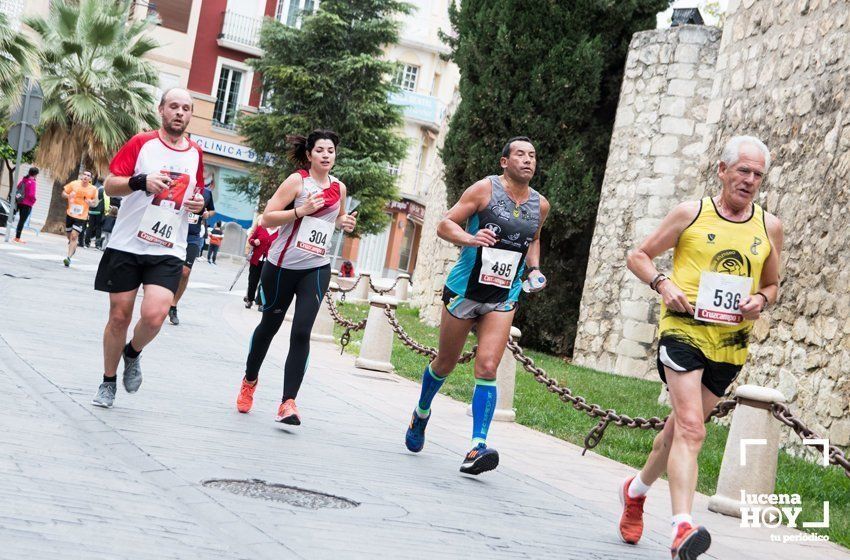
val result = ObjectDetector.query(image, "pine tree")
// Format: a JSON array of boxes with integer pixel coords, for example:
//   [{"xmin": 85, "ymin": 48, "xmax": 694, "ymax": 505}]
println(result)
[
  {"xmin": 238, "ymin": 0, "xmax": 411, "ymax": 234},
  {"xmin": 442, "ymin": 0, "xmax": 669, "ymax": 354}
]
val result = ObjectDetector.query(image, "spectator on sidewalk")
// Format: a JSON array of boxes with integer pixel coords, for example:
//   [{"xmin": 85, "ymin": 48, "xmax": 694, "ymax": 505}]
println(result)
[
  {"xmin": 339, "ymin": 260, "xmax": 355, "ymax": 278},
  {"xmin": 13, "ymin": 167, "xmax": 39, "ymax": 243},
  {"xmin": 244, "ymin": 222, "xmax": 279, "ymax": 309},
  {"xmin": 207, "ymin": 221, "xmax": 223, "ymax": 264},
  {"xmin": 101, "ymin": 203, "xmax": 118, "ymax": 247}
]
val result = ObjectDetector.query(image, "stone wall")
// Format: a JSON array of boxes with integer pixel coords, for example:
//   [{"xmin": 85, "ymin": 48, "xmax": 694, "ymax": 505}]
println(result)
[
  {"xmin": 574, "ymin": 0, "xmax": 850, "ymax": 451},
  {"xmin": 699, "ymin": 0, "xmax": 850, "ymax": 450},
  {"xmin": 573, "ymin": 24, "xmax": 722, "ymax": 378}
]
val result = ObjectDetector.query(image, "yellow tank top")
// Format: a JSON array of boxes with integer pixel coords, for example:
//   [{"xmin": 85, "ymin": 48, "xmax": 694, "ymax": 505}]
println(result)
[{"xmin": 658, "ymin": 197, "xmax": 771, "ymax": 366}]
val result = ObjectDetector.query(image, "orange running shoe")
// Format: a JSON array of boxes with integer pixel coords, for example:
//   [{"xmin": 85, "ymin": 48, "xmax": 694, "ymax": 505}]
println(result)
[
  {"xmin": 236, "ymin": 378, "xmax": 257, "ymax": 413},
  {"xmin": 275, "ymin": 399, "xmax": 301, "ymax": 425},
  {"xmin": 618, "ymin": 476, "xmax": 646, "ymax": 544},
  {"xmin": 670, "ymin": 522, "xmax": 711, "ymax": 560},
  {"xmin": 13, "ymin": 238, "xmax": 26, "ymax": 244}
]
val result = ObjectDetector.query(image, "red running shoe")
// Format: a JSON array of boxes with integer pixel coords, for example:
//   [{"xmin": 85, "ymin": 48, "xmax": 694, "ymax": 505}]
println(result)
[
  {"xmin": 618, "ymin": 476, "xmax": 646, "ymax": 544},
  {"xmin": 236, "ymin": 378, "xmax": 257, "ymax": 413},
  {"xmin": 670, "ymin": 522, "xmax": 711, "ymax": 560},
  {"xmin": 275, "ymin": 399, "xmax": 301, "ymax": 425}
]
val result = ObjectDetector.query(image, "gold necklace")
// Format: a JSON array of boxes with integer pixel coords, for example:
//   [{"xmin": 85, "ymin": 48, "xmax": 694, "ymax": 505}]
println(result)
[{"xmin": 502, "ymin": 176, "xmax": 527, "ymax": 217}]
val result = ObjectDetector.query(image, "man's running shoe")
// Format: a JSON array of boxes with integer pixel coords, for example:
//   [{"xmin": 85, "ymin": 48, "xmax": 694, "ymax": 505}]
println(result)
[
  {"xmin": 122, "ymin": 354, "xmax": 143, "ymax": 393},
  {"xmin": 618, "ymin": 476, "xmax": 646, "ymax": 544},
  {"xmin": 63, "ymin": 257, "xmax": 70, "ymax": 267},
  {"xmin": 91, "ymin": 381, "xmax": 117, "ymax": 408},
  {"xmin": 168, "ymin": 307, "xmax": 179, "ymax": 325},
  {"xmin": 236, "ymin": 378, "xmax": 257, "ymax": 413},
  {"xmin": 13, "ymin": 238, "xmax": 25, "ymax": 244},
  {"xmin": 459, "ymin": 443, "xmax": 499, "ymax": 475},
  {"xmin": 670, "ymin": 523, "xmax": 711, "ymax": 560},
  {"xmin": 243, "ymin": 297, "xmax": 252, "ymax": 309},
  {"xmin": 405, "ymin": 411, "xmax": 430, "ymax": 452},
  {"xmin": 275, "ymin": 399, "xmax": 301, "ymax": 425}
]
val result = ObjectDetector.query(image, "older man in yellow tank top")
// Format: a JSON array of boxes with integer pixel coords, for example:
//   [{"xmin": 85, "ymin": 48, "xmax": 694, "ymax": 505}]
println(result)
[{"xmin": 617, "ymin": 136, "xmax": 784, "ymax": 560}]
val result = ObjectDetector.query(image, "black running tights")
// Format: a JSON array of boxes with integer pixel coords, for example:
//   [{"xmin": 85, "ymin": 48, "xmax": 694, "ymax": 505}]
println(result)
[{"xmin": 245, "ymin": 262, "xmax": 331, "ymax": 401}]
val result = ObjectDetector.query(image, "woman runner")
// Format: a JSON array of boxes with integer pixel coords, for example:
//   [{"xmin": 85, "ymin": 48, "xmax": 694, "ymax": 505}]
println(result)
[{"xmin": 236, "ymin": 130, "xmax": 357, "ymax": 424}]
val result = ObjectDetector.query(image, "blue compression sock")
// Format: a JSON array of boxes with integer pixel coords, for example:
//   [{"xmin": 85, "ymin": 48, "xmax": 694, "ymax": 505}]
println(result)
[
  {"xmin": 471, "ymin": 378, "xmax": 498, "ymax": 446},
  {"xmin": 415, "ymin": 364, "xmax": 446, "ymax": 417}
]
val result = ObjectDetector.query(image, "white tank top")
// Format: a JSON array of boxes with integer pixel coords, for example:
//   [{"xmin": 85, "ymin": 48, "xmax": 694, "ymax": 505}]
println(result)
[{"xmin": 267, "ymin": 169, "xmax": 341, "ymax": 270}]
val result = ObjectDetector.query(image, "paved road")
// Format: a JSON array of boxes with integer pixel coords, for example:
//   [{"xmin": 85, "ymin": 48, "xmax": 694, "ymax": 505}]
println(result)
[{"xmin": 0, "ymin": 233, "xmax": 846, "ymax": 559}]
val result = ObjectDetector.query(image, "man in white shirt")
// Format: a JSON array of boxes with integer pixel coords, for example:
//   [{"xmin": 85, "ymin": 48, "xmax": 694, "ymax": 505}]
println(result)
[{"xmin": 91, "ymin": 88, "xmax": 206, "ymax": 408}]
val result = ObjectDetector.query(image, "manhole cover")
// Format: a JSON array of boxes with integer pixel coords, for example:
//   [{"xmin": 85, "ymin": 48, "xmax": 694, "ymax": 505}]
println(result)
[{"xmin": 202, "ymin": 479, "xmax": 359, "ymax": 510}]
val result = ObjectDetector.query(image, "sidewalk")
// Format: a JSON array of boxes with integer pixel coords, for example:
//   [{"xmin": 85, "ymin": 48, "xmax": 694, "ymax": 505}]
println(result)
[{"xmin": 0, "ymin": 232, "xmax": 847, "ymax": 559}]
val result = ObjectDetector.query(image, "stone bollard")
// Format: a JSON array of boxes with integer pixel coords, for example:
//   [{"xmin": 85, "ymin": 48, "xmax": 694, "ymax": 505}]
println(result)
[
  {"xmin": 311, "ymin": 282, "xmax": 337, "ymax": 343},
  {"xmin": 396, "ymin": 273, "xmax": 410, "ymax": 301},
  {"xmin": 708, "ymin": 385, "xmax": 787, "ymax": 517},
  {"xmin": 330, "ymin": 268, "xmax": 339, "ymax": 285},
  {"xmin": 353, "ymin": 272, "xmax": 371, "ymax": 302},
  {"xmin": 466, "ymin": 326, "xmax": 521, "ymax": 422},
  {"xmin": 354, "ymin": 293, "xmax": 397, "ymax": 373}
]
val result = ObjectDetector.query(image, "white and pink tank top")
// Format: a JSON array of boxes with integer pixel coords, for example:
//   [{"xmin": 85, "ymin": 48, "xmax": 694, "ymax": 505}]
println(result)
[{"xmin": 267, "ymin": 169, "xmax": 341, "ymax": 270}]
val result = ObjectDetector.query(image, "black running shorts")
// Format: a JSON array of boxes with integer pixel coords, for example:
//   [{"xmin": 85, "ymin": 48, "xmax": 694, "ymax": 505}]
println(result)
[
  {"xmin": 95, "ymin": 248, "xmax": 183, "ymax": 294},
  {"xmin": 65, "ymin": 215, "xmax": 86, "ymax": 233},
  {"xmin": 184, "ymin": 241, "xmax": 201, "ymax": 269},
  {"xmin": 656, "ymin": 336, "xmax": 742, "ymax": 397}
]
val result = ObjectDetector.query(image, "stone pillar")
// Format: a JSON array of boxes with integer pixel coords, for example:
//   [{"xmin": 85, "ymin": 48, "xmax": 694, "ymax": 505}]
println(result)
[
  {"xmin": 466, "ymin": 327, "xmax": 521, "ymax": 422},
  {"xmin": 571, "ymin": 25, "xmax": 722, "ymax": 380},
  {"xmin": 330, "ymin": 268, "xmax": 339, "ymax": 285},
  {"xmin": 311, "ymin": 282, "xmax": 337, "ymax": 343},
  {"xmin": 396, "ymin": 273, "xmax": 410, "ymax": 301},
  {"xmin": 354, "ymin": 294, "xmax": 397, "ymax": 372},
  {"xmin": 353, "ymin": 272, "xmax": 371, "ymax": 303},
  {"xmin": 219, "ymin": 222, "xmax": 247, "ymax": 260},
  {"xmin": 708, "ymin": 385, "xmax": 787, "ymax": 517}
]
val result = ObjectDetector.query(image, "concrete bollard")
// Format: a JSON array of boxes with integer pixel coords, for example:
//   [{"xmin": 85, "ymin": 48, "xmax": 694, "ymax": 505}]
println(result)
[
  {"xmin": 354, "ymin": 293, "xmax": 398, "ymax": 373},
  {"xmin": 708, "ymin": 385, "xmax": 787, "ymax": 517},
  {"xmin": 311, "ymin": 281, "xmax": 338, "ymax": 343},
  {"xmin": 330, "ymin": 268, "xmax": 339, "ymax": 285},
  {"xmin": 466, "ymin": 326, "xmax": 521, "ymax": 422},
  {"xmin": 396, "ymin": 273, "xmax": 410, "ymax": 301},
  {"xmin": 353, "ymin": 272, "xmax": 371, "ymax": 302}
]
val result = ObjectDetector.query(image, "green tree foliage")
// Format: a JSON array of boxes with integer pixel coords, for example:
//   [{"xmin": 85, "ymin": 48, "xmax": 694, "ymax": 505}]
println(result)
[
  {"xmin": 442, "ymin": 0, "xmax": 669, "ymax": 354},
  {"xmin": 26, "ymin": 0, "xmax": 160, "ymax": 233},
  {"xmin": 0, "ymin": 12, "xmax": 37, "ymax": 103},
  {"xmin": 238, "ymin": 0, "xmax": 410, "ymax": 234}
]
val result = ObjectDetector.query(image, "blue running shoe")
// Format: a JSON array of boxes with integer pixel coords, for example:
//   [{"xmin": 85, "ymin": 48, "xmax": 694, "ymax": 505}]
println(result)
[
  {"xmin": 405, "ymin": 411, "xmax": 430, "ymax": 452},
  {"xmin": 459, "ymin": 443, "xmax": 499, "ymax": 475}
]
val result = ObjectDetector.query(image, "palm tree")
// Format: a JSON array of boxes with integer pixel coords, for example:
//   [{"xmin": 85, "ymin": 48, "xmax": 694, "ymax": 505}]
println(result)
[
  {"xmin": 0, "ymin": 12, "xmax": 37, "ymax": 103},
  {"xmin": 25, "ymin": 0, "xmax": 160, "ymax": 233}
]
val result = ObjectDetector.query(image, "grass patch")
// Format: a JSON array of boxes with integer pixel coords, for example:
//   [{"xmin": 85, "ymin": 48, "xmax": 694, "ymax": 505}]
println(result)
[{"xmin": 332, "ymin": 302, "xmax": 849, "ymax": 548}]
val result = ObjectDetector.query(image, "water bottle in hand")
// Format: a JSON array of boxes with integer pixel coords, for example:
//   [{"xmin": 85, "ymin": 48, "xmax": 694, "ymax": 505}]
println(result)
[{"xmin": 522, "ymin": 270, "xmax": 546, "ymax": 293}]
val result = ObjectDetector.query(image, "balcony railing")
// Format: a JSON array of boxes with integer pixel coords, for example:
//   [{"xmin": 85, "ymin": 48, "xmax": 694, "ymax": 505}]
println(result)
[
  {"xmin": 388, "ymin": 90, "xmax": 446, "ymax": 131},
  {"xmin": 218, "ymin": 11, "xmax": 263, "ymax": 55}
]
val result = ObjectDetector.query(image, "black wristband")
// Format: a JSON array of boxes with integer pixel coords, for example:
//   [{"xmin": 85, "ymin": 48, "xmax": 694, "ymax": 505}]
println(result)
[
  {"xmin": 129, "ymin": 174, "xmax": 147, "ymax": 192},
  {"xmin": 756, "ymin": 291, "xmax": 769, "ymax": 310},
  {"xmin": 294, "ymin": 207, "xmax": 299, "ymax": 219},
  {"xmin": 650, "ymin": 273, "xmax": 667, "ymax": 292}
]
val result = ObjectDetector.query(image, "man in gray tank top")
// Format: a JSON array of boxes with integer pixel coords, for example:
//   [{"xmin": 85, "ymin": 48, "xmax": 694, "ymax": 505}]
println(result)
[{"xmin": 404, "ymin": 137, "xmax": 551, "ymax": 475}]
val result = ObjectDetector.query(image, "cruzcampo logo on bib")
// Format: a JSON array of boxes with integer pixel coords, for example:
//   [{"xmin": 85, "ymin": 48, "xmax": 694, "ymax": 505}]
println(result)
[
  {"xmin": 479, "ymin": 247, "xmax": 521, "ymax": 288},
  {"xmin": 137, "ymin": 171, "xmax": 194, "ymax": 248},
  {"xmin": 693, "ymin": 249, "xmax": 754, "ymax": 325},
  {"xmin": 295, "ymin": 216, "xmax": 334, "ymax": 256}
]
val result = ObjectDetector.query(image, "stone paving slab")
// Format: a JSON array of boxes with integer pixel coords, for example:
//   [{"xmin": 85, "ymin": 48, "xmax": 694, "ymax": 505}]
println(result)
[{"xmin": 0, "ymin": 232, "xmax": 847, "ymax": 559}]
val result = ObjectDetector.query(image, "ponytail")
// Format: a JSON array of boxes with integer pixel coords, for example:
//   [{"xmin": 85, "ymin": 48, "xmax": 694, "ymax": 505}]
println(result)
[{"xmin": 285, "ymin": 129, "xmax": 340, "ymax": 169}]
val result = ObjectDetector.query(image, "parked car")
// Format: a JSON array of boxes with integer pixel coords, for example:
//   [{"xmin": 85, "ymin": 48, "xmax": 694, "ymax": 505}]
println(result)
[{"xmin": 0, "ymin": 198, "xmax": 11, "ymax": 228}]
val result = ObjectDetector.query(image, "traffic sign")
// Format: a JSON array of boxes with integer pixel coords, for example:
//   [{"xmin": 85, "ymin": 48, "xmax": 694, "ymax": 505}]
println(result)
[
  {"xmin": 8, "ymin": 80, "xmax": 43, "ymax": 126},
  {"xmin": 6, "ymin": 123, "xmax": 37, "ymax": 153}
]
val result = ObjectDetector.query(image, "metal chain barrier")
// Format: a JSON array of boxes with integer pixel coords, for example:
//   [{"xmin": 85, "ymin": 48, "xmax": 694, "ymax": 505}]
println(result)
[
  {"xmin": 382, "ymin": 305, "xmax": 477, "ymax": 364},
  {"xmin": 337, "ymin": 298, "xmax": 850, "ymax": 478},
  {"xmin": 369, "ymin": 277, "xmax": 401, "ymax": 295},
  {"xmin": 326, "ymin": 296, "xmax": 367, "ymax": 354},
  {"xmin": 771, "ymin": 402, "xmax": 850, "ymax": 479},
  {"xmin": 335, "ymin": 275, "xmax": 361, "ymax": 303}
]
